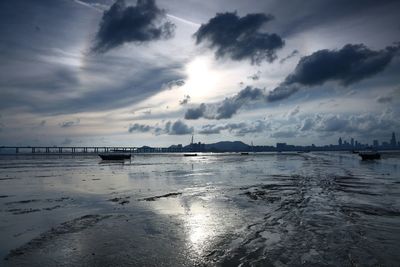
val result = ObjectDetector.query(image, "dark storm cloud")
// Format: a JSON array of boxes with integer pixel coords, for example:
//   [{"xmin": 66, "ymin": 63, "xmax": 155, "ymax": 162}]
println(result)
[
  {"xmin": 233, "ymin": 120, "xmax": 271, "ymax": 136},
  {"xmin": 194, "ymin": 12, "xmax": 284, "ymax": 64},
  {"xmin": 128, "ymin": 120, "xmax": 192, "ymax": 135},
  {"xmin": 216, "ymin": 87, "xmax": 264, "ymax": 119},
  {"xmin": 198, "ymin": 123, "xmax": 246, "ymax": 135},
  {"xmin": 92, "ymin": 0, "xmax": 175, "ymax": 53},
  {"xmin": 288, "ymin": 44, "xmax": 399, "ymax": 86},
  {"xmin": 266, "ymin": 84, "xmax": 299, "ymax": 102},
  {"xmin": 198, "ymin": 124, "xmax": 225, "ymax": 135},
  {"xmin": 184, "ymin": 103, "xmax": 207, "ymax": 120},
  {"xmin": 165, "ymin": 120, "xmax": 193, "ymax": 135},
  {"xmin": 130, "ymin": 120, "xmax": 269, "ymax": 137},
  {"xmin": 185, "ymin": 87, "xmax": 265, "ymax": 120},
  {"xmin": 199, "ymin": 120, "xmax": 270, "ymax": 136},
  {"xmin": 128, "ymin": 123, "xmax": 152, "ymax": 133},
  {"xmin": 268, "ymin": 43, "xmax": 400, "ymax": 101}
]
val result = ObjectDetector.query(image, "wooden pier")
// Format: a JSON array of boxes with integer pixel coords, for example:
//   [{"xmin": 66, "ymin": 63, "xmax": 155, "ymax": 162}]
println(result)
[{"xmin": 0, "ymin": 146, "xmax": 185, "ymax": 155}]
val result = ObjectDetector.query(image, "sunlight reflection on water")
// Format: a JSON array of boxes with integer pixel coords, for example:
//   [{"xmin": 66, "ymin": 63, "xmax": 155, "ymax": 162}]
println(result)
[
  {"xmin": 148, "ymin": 195, "xmax": 221, "ymax": 255},
  {"xmin": 0, "ymin": 152, "xmax": 399, "ymax": 266}
]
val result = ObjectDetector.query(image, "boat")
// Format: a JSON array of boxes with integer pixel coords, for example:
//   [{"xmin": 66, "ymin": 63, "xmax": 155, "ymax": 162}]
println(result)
[
  {"xmin": 184, "ymin": 153, "xmax": 197, "ymax": 157},
  {"xmin": 99, "ymin": 153, "xmax": 131, "ymax": 160},
  {"xmin": 240, "ymin": 152, "xmax": 249, "ymax": 155},
  {"xmin": 358, "ymin": 151, "xmax": 381, "ymax": 160}
]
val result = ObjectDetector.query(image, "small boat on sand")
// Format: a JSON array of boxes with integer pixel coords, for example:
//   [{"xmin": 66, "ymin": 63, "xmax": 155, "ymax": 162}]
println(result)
[
  {"xmin": 184, "ymin": 153, "xmax": 197, "ymax": 157},
  {"xmin": 359, "ymin": 152, "xmax": 381, "ymax": 160},
  {"xmin": 99, "ymin": 154, "xmax": 131, "ymax": 160}
]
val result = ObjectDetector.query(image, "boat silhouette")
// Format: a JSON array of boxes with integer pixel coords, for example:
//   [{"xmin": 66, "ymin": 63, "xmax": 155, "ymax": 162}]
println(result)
[
  {"xmin": 99, "ymin": 154, "xmax": 132, "ymax": 160},
  {"xmin": 359, "ymin": 151, "xmax": 381, "ymax": 160}
]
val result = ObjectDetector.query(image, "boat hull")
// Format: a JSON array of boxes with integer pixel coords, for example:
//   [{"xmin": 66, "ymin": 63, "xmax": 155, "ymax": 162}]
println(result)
[
  {"xmin": 99, "ymin": 154, "xmax": 131, "ymax": 160},
  {"xmin": 359, "ymin": 152, "xmax": 381, "ymax": 160}
]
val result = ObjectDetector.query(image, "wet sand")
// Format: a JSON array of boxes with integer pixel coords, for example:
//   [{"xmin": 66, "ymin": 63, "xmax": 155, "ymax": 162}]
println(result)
[{"xmin": 1, "ymin": 152, "xmax": 400, "ymax": 266}]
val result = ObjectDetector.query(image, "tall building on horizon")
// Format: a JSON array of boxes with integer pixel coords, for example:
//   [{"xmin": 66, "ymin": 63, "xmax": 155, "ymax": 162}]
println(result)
[
  {"xmin": 338, "ymin": 137, "xmax": 342, "ymax": 146},
  {"xmin": 391, "ymin": 132, "xmax": 397, "ymax": 146},
  {"xmin": 373, "ymin": 140, "xmax": 379, "ymax": 147}
]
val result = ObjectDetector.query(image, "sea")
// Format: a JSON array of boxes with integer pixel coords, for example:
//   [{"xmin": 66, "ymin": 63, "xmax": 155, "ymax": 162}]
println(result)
[{"xmin": 0, "ymin": 152, "xmax": 399, "ymax": 266}]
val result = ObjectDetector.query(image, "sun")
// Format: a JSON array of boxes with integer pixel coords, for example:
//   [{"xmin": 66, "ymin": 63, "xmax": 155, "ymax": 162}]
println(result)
[{"xmin": 183, "ymin": 57, "xmax": 219, "ymax": 101}]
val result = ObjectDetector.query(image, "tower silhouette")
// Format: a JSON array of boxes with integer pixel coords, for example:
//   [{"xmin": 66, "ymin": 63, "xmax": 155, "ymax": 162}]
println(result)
[{"xmin": 391, "ymin": 132, "xmax": 396, "ymax": 146}]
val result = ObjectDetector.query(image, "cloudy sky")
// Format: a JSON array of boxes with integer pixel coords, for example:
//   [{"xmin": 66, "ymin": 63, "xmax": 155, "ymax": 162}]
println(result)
[{"xmin": 0, "ymin": 0, "xmax": 399, "ymax": 147}]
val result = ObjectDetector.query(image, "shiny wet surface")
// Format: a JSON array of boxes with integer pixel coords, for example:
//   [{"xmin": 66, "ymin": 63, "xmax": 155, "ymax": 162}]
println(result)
[{"xmin": 0, "ymin": 152, "xmax": 399, "ymax": 266}]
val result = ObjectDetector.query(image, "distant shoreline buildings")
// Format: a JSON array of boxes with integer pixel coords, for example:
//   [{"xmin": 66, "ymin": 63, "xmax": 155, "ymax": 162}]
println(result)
[
  {"xmin": 274, "ymin": 132, "xmax": 399, "ymax": 152},
  {"xmin": 335, "ymin": 132, "xmax": 398, "ymax": 150},
  {"xmin": 180, "ymin": 132, "xmax": 400, "ymax": 152},
  {"xmin": 0, "ymin": 132, "xmax": 399, "ymax": 154}
]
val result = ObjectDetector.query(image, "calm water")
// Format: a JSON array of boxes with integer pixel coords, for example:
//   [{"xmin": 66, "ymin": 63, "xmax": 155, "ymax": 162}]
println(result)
[{"xmin": 0, "ymin": 152, "xmax": 399, "ymax": 266}]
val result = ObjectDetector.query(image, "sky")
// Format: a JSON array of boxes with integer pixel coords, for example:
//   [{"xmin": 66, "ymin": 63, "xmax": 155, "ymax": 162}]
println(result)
[{"xmin": 0, "ymin": 0, "xmax": 399, "ymax": 147}]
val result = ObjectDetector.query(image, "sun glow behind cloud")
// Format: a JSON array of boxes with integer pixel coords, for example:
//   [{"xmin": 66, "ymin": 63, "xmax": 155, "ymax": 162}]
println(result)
[
  {"xmin": 137, "ymin": 55, "xmax": 244, "ymax": 112},
  {"xmin": 183, "ymin": 57, "xmax": 220, "ymax": 101}
]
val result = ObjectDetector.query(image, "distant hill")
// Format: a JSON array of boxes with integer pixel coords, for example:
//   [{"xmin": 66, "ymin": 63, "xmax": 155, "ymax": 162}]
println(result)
[{"xmin": 205, "ymin": 141, "xmax": 250, "ymax": 152}]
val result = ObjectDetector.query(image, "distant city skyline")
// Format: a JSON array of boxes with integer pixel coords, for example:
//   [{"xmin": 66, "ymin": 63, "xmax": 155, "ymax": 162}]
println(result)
[
  {"xmin": 1, "ymin": 132, "xmax": 399, "ymax": 155},
  {"xmin": 336, "ymin": 132, "xmax": 398, "ymax": 148}
]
